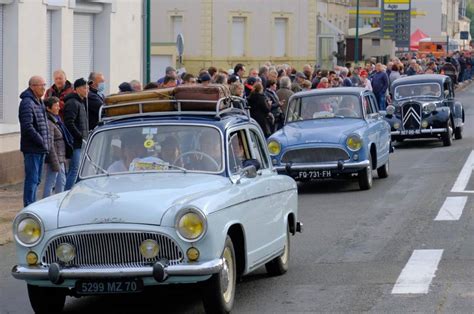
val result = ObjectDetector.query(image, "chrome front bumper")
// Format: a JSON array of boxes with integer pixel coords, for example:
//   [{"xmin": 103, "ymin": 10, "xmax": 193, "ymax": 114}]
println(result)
[
  {"xmin": 275, "ymin": 160, "xmax": 370, "ymax": 172},
  {"xmin": 12, "ymin": 259, "xmax": 223, "ymax": 283},
  {"xmin": 391, "ymin": 128, "xmax": 447, "ymax": 136}
]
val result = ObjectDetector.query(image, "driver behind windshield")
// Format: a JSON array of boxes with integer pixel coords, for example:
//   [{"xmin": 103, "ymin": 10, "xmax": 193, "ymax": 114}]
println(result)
[
  {"xmin": 336, "ymin": 97, "xmax": 361, "ymax": 118},
  {"xmin": 160, "ymin": 136, "xmax": 182, "ymax": 167},
  {"xmin": 107, "ymin": 133, "xmax": 146, "ymax": 173},
  {"xmin": 185, "ymin": 131, "xmax": 222, "ymax": 172}
]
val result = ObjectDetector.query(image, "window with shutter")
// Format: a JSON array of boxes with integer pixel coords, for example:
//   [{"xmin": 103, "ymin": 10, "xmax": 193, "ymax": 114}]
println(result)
[
  {"xmin": 274, "ymin": 18, "xmax": 287, "ymax": 57},
  {"xmin": 46, "ymin": 10, "xmax": 52, "ymax": 86},
  {"xmin": 171, "ymin": 16, "xmax": 183, "ymax": 42},
  {"xmin": 73, "ymin": 13, "xmax": 94, "ymax": 80},
  {"xmin": 231, "ymin": 17, "xmax": 246, "ymax": 57},
  {"xmin": 0, "ymin": 5, "xmax": 3, "ymax": 122}
]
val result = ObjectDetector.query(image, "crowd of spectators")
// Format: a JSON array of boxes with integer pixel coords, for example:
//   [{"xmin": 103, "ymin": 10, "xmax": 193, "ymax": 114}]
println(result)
[{"xmin": 18, "ymin": 50, "xmax": 471, "ymax": 205}]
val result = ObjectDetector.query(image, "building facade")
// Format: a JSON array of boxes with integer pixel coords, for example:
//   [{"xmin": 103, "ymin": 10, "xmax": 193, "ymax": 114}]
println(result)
[
  {"xmin": 150, "ymin": 0, "xmax": 351, "ymax": 78},
  {"xmin": 0, "ymin": 0, "xmax": 143, "ymax": 185}
]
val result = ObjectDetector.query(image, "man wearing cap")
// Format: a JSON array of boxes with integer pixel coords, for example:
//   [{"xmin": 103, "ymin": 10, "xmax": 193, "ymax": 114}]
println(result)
[
  {"xmin": 63, "ymin": 78, "xmax": 89, "ymax": 190},
  {"xmin": 157, "ymin": 66, "xmax": 178, "ymax": 85},
  {"xmin": 291, "ymin": 72, "xmax": 306, "ymax": 93},
  {"xmin": 18, "ymin": 75, "xmax": 50, "ymax": 206}
]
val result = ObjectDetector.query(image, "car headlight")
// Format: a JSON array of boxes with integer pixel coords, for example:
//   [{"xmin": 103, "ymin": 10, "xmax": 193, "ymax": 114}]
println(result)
[
  {"xmin": 424, "ymin": 103, "xmax": 437, "ymax": 113},
  {"xmin": 393, "ymin": 122, "xmax": 401, "ymax": 130},
  {"xmin": 175, "ymin": 208, "xmax": 207, "ymax": 242},
  {"xmin": 56, "ymin": 243, "xmax": 76, "ymax": 263},
  {"xmin": 386, "ymin": 105, "xmax": 396, "ymax": 115},
  {"xmin": 267, "ymin": 140, "xmax": 281, "ymax": 156},
  {"xmin": 140, "ymin": 239, "xmax": 160, "ymax": 259},
  {"xmin": 13, "ymin": 213, "xmax": 43, "ymax": 247},
  {"xmin": 346, "ymin": 134, "xmax": 362, "ymax": 152}
]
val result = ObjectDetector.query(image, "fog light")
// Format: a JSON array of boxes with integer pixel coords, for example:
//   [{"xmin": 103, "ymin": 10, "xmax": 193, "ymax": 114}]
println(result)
[
  {"xmin": 393, "ymin": 122, "xmax": 401, "ymax": 130},
  {"xmin": 186, "ymin": 247, "xmax": 200, "ymax": 261},
  {"xmin": 421, "ymin": 120, "xmax": 429, "ymax": 128},
  {"xmin": 56, "ymin": 243, "xmax": 76, "ymax": 263},
  {"xmin": 353, "ymin": 154, "xmax": 359, "ymax": 161},
  {"xmin": 26, "ymin": 251, "xmax": 38, "ymax": 265},
  {"xmin": 140, "ymin": 239, "xmax": 160, "ymax": 259}
]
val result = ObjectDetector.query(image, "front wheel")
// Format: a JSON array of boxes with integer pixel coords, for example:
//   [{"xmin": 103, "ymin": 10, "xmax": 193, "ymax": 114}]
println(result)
[
  {"xmin": 27, "ymin": 284, "xmax": 66, "ymax": 314},
  {"xmin": 358, "ymin": 154, "xmax": 373, "ymax": 190},
  {"xmin": 202, "ymin": 236, "xmax": 236, "ymax": 314},
  {"xmin": 442, "ymin": 120, "xmax": 453, "ymax": 146},
  {"xmin": 377, "ymin": 159, "xmax": 389, "ymax": 179},
  {"xmin": 454, "ymin": 126, "xmax": 463, "ymax": 140},
  {"xmin": 265, "ymin": 225, "xmax": 290, "ymax": 276}
]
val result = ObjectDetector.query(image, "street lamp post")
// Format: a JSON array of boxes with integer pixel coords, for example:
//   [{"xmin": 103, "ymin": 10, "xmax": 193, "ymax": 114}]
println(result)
[{"xmin": 354, "ymin": 0, "xmax": 360, "ymax": 65}]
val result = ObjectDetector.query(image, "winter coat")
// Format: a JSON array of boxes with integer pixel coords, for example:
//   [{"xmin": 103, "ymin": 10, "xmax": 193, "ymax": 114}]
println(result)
[
  {"xmin": 18, "ymin": 88, "xmax": 50, "ymax": 154},
  {"xmin": 276, "ymin": 87, "xmax": 294, "ymax": 114},
  {"xmin": 44, "ymin": 80, "xmax": 74, "ymax": 119},
  {"xmin": 45, "ymin": 112, "xmax": 66, "ymax": 171},
  {"xmin": 248, "ymin": 92, "xmax": 271, "ymax": 137},
  {"xmin": 371, "ymin": 71, "xmax": 389, "ymax": 96},
  {"xmin": 64, "ymin": 92, "xmax": 88, "ymax": 149},
  {"xmin": 87, "ymin": 87, "xmax": 105, "ymax": 130}
]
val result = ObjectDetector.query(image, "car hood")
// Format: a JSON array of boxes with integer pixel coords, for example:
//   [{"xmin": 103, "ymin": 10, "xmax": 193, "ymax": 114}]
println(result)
[
  {"xmin": 280, "ymin": 119, "xmax": 367, "ymax": 144},
  {"xmin": 57, "ymin": 173, "xmax": 230, "ymax": 228}
]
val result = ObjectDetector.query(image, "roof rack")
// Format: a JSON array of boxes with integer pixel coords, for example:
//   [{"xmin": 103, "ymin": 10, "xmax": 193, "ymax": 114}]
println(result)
[{"xmin": 99, "ymin": 96, "xmax": 250, "ymax": 124}]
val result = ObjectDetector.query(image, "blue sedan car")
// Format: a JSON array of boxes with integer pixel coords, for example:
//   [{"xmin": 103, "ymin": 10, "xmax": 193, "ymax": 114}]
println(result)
[{"xmin": 268, "ymin": 88, "xmax": 392, "ymax": 190}]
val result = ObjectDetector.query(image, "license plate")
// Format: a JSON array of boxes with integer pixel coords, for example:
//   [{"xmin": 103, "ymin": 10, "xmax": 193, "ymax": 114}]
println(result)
[
  {"xmin": 75, "ymin": 279, "xmax": 143, "ymax": 295},
  {"xmin": 296, "ymin": 170, "xmax": 332, "ymax": 180},
  {"xmin": 400, "ymin": 129, "xmax": 421, "ymax": 135}
]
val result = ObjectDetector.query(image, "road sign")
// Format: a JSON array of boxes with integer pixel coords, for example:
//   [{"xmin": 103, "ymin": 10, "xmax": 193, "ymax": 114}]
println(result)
[
  {"xmin": 176, "ymin": 33, "xmax": 184, "ymax": 56},
  {"xmin": 381, "ymin": 0, "xmax": 411, "ymax": 50}
]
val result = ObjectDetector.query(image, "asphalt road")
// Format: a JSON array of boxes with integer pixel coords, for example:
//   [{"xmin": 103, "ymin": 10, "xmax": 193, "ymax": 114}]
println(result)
[{"xmin": 1, "ymin": 85, "xmax": 473, "ymax": 313}]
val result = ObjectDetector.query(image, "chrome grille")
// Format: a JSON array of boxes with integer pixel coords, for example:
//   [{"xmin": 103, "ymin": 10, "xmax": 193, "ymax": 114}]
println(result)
[
  {"xmin": 402, "ymin": 102, "xmax": 422, "ymax": 130},
  {"xmin": 281, "ymin": 148, "xmax": 350, "ymax": 163},
  {"xmin": 42, "ymin": 232, "xmax": 184, "ymax": 267}
]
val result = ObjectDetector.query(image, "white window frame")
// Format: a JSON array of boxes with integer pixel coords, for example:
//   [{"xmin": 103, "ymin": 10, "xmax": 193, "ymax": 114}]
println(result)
[
  {"xmin": 170, "ymin": 15, "xmax": 183, "ymax": 42},
  {"xmin": 73, "ymin": 12, "xmax": 95, "ymax": 80},
  {"xmin": 274, "ymin": 17, "xmax": 288, "ymax": 57}
]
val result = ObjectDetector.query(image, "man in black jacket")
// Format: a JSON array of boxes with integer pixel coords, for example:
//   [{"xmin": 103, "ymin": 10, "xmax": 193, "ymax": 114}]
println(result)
[
  {"xmin": 87, "ymin": 72, "xmax": 106, "ymax": 130},
  {"xmin": 64, "ymin": 78, "xmax": 89, "ymax": 190},
  {"xmin": 18, "ymin": 76, "xmax": 50, "ymax": 206}
]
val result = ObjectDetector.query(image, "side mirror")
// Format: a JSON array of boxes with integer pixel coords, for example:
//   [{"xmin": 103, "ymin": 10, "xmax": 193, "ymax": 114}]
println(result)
[{"xmin": 235, "ymin": 165, "xmax": 258, "ymax": 184}]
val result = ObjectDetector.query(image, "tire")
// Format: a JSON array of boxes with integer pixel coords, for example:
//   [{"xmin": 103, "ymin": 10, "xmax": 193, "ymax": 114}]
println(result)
[
  {"xmin": 442, "ymin": 120, "xmax": 453, "ymax": 146},
  {"xmin": 358, "ymin": 154, "xmax": 373, "ymax": 190},
  {"xmin": 202, "ymin": 236, "xmax": 236, "ymax": 314},
  {"xmin": 455, "ymin": 126, "xmax": 463, "ymax": 140},
  {"xmin": 265, "ymin": 224, "xmax": 290, "ymax": 276},
  {"xmin": 377, "ymin": 158, "xmax": 389, "ymax": 179},
  {"xmin": 27, "ymin": 284, "xmax": 66, "ymax": 314}
]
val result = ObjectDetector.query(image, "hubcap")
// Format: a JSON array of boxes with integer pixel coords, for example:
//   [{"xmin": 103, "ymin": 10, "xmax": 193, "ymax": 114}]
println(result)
[{"xmin": 221, "ymin": 247, "xmax": 234, "ymax": 303}]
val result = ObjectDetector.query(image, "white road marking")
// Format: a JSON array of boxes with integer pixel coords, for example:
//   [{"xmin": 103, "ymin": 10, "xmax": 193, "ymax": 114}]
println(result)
[
  {"xmin": 392, "ymin": 250, "xmax": 443, "ymax": 294},
  {"xmin": 451, "ymin": 150, "xmax": 474, "ymax": 193},
  {"xmin": 434, "ymin": 197, "xmax": 468, "ymax": 221}
]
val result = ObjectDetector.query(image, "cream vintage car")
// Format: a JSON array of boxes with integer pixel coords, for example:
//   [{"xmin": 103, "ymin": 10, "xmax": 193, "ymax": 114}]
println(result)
[{"xmin": 11, "ymin": 88, "xmax": 301, "ymax": 313}]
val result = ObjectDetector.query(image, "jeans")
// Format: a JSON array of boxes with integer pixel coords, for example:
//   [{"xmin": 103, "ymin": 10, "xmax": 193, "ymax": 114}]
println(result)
[
  {"xmin": 375, "ymin": 93, "xmax": 386, "ymax": 111},
  {"xmin": 23, "ymin": 153, "xmax": 46, "ymax": 207},
  {"xmin": 65, "ymin": 148, "xmax": 82, "ymax": 190},
  {"xmin": 42, "ymin": 163, "xmax": 66, "ymax": 198}
]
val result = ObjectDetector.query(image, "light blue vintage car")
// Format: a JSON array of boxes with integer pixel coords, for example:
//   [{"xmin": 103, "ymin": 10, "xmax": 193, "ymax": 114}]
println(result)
[
  {"xmin": 11, "ymin": 93, "xmax": 301, "ymax": 313},
  {"xmin": 268, "ymin": 87, "xmax": 392, "ymax": 190}
]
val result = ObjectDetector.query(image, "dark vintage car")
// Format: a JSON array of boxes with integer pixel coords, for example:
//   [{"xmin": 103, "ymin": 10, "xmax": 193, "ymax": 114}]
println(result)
[{"xmin": 384, "ymin": 74, "xmax": 464, "ymax": 146}]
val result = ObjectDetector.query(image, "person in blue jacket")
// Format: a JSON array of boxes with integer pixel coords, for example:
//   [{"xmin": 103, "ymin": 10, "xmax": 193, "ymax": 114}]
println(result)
[
  {"xmin": 371, "ymin": 63, "xmax": 389, "ymax": 111},
  {"xmin": 18, "ymin": 76, "xmax": 50, "ymax": 207}
]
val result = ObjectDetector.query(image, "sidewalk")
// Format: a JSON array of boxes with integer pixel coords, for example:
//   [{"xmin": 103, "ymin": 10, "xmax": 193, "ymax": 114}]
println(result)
[{"xmin": 0, "ymin": 183, "xmax": 22, "ymax": 245}]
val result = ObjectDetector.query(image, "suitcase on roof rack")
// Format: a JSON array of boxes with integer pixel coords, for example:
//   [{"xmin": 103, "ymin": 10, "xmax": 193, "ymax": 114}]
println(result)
[
  {"xmin": 103, "ymin": 87, "xmax": 175, "ymax": 117},
  {"xmin": 174, "ymin": 84, "xmax": 231, "ymax": 111}
]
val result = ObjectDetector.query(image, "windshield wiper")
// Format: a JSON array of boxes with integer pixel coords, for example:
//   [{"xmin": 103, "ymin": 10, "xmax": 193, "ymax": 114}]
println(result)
[{"xmin": 85, "ymin": 152, "xmax": 109, "ymax": 176}]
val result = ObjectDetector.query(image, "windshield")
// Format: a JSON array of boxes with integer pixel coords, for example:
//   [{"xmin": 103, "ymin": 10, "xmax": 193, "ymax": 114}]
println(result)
[
  {"xmin": 287, "ymin": 94, "xmax": 363, "ymax": 122},
  {"xmin": 394, "ymin": 83, "xmax": 441, "ymax": 100},
  {"xmin": 80, "ymin": 125, "xmax": 223, "ymax": 177}
]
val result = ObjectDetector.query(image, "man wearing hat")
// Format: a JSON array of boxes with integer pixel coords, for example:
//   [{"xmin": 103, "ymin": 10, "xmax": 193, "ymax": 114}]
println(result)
[
  {"xmin": 291, "ymin": 72, "xmax": 306, "ymax": 93},
  {"xmin": 157, "ymin": 66, "xmax": 179, "ymax": 85},
  {"xmin": 63, "ymin": 78, "xmax": 89, "ymax": 190}
]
